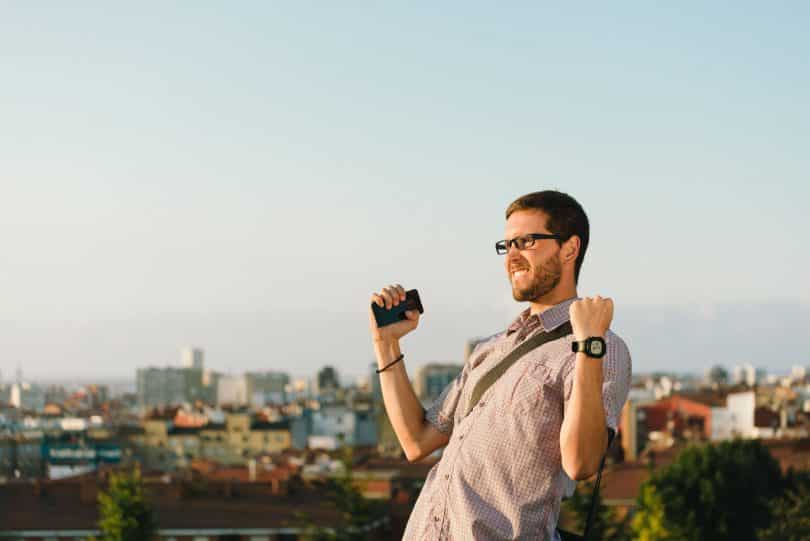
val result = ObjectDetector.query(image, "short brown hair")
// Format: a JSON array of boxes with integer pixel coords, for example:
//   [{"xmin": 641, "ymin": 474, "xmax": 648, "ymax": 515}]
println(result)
[{"xmin": 506, "ymin": 190, "xmax": 589, "ymax": 283}]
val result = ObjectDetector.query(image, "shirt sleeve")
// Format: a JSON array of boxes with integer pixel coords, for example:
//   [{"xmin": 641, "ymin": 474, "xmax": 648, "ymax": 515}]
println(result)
[
  {"xmin": 563, "ymin": 331, "xmax": 632, "ymax": 430},
  {"xmin": 423, "ymin": 348, "xmax": 480, "ymax": 435}
]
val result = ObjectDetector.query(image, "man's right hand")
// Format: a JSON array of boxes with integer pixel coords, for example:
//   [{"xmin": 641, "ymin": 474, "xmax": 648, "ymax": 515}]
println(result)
[{"xmin": 369, "ymin": 283, "xmax": 420, "ymax": 345}]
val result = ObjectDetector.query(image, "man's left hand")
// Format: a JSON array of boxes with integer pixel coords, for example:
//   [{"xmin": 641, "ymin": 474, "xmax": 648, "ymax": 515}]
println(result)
[{"xmin": 569, "ymin": 296, "xmax": 614, "ymax": 341}]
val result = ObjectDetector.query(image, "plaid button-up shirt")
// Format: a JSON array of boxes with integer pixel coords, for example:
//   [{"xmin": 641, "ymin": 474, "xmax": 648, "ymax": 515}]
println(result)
[{"xmin": 403, "ymin": 298, "xmax": 632, "ymax": 540}]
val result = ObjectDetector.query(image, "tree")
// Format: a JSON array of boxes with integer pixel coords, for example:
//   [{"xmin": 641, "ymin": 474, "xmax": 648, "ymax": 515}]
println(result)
[
  {"xmin": 632, "ymin": 439, "xmax": 784, "ymax": 541},
  {"xmin": 707, "ymin": 364, "xmax": 728, "ymax": 386},
  {"xmin": 631, "ymin": 485, "xmax": 672, "ymax": 541},
  {"xmin": 293, "ymin": 448, "xmax": 388, "ymax": 540},
  {"xmin": 322, "ymin": 447, "xmax": 386, "ymax": 540},
  {"xmin": 757, "ymin": 474, "xmax": 810, "ymax": 541},
  {"xmin": 561, "ymin": 479, "xmax": 629, "ymax": 541},
  {"xmin": 97, "ymin": 468, "xmax": 157, "ymax": 541}
]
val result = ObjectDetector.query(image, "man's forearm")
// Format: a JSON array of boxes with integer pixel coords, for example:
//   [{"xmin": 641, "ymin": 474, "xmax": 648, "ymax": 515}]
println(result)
[
  {"xmin": 374, "ymin": 339, "xmax": 429, "ymax": 459},
  {"xmin": 560, "ymin": 354, "xmax": 608, "ymax": 480}
]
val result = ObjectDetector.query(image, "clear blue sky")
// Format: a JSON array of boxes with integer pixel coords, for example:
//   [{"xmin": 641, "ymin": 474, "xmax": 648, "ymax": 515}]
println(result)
[{"xmin": 1, "ymin": 3, "xmax": 808, "ymax": 381}]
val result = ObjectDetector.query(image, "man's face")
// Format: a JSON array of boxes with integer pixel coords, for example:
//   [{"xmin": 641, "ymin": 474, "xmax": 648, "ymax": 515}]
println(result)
[{"xmin": 504, "ymin": 210, "xmax": 562, "ymax": 302}]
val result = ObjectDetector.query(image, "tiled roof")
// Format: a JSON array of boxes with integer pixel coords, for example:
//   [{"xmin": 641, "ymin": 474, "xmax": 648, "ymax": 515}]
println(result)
[{"xmin": 0, "ymin": 482, "xmax": 361, "ymax": 532}]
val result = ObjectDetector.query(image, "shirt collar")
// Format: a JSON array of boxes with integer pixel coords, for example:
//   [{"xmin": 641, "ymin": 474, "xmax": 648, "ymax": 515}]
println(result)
[{"xmin": 506, "ymin": 297, "xmax": 578, "ymax": 335}]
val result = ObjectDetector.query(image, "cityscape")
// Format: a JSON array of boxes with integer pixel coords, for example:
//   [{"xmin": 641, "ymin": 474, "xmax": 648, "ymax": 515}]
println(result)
[{"xmin": 1, "ymin": 343, "xmax": 809, "ymax": 539}]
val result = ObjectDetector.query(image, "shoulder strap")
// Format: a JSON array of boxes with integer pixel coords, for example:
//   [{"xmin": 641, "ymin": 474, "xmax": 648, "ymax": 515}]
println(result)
[
  {"xmin": 557, "ymin": 427, "xmax": 616, "ymax": 541},
  {"xmin": 582, "ymin": 427, "xmax": 616, "ymax": 538},
  {"xmin": 464, "ymin": 321, "xmax": 572, "ymax": 417}
]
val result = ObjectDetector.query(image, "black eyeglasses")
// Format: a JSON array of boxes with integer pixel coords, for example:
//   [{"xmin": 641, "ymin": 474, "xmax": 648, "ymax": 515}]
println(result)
[{"xmin": 495, "ymin": 233, "xmax": 562, "ymax": 255}]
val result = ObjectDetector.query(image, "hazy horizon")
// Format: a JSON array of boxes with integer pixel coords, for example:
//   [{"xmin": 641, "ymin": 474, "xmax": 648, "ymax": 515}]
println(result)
[{"xmin": 2, "ymin": 299, "xmax": 808, "ymax": 383}]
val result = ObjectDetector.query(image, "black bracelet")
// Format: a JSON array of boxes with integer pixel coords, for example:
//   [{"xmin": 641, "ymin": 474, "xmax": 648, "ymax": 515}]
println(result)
[{"xmin": 376, "ymin": 353, "xmax": 404, "ymax": 373}]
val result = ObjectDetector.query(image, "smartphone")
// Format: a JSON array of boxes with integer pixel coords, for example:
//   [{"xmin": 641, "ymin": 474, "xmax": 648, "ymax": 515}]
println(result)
[{"xmin": 372, "ymin": 289, "xmax": 424, "ymax": 327}]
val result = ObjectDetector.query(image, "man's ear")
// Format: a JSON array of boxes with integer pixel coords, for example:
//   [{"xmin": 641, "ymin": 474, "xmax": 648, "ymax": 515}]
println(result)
[{"xmin": 562, "ymin": 235, "xmax": 580, "ymax": 263}]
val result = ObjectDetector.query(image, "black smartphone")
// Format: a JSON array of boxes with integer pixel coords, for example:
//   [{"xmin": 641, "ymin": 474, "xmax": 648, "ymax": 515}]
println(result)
[{"xmin": 371, "ymin": 289, "xmax": 424, "ymax": 327}]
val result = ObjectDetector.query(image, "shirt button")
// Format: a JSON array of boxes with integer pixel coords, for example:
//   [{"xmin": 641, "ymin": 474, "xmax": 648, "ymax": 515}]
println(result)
[
  {"xmin": 434, "ymin": 516, "xmax": 440, "ymax": 522},
  {"xmin": 458, "ymin": 435, "xmax": 464, "ymax": 440},
  {"xmin": 444, "ymin": 474, "xmax": 450, "ymax": 480}
]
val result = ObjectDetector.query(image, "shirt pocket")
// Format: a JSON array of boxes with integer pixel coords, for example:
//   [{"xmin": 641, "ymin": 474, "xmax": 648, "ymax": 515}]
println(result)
[{"xmin": 505, "ymin": 362, "xmax": 557, "ymax": 415}]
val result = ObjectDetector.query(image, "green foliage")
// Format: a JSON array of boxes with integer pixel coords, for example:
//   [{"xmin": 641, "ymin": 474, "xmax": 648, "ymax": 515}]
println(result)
[
  {"xmin": 632, "ymin": 439, "xmax": 784, "ymax": 541},
  {"xmin": 757, "ymin": 477, "xmax": 810, "ymax": 541},
  {"xmin": 97, "ymin": 468, "xmax": 157, "ymax": 541},
  {"xmin": 561, "ymin": 479, "xmax": 630, "ymax": 541},
  {"xmin": 323, "ymin": 447, "xmax": 385, "ymax": 540},
  {"xmin": 631, "ymin": 485, "xmax": 672, "ymax": 541}
]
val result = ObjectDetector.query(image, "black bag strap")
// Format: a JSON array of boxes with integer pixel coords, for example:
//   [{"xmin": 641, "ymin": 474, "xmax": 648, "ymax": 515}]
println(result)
[
  {"xmin": 464, "ymin": 321, "xmax": 572, "ymax": 417},
  {"xmin": 582, "ymin": 427, "xmax": 616, "ymax": 538},
  {"xmin": 558, "ymin": 427, "xmax": 616, "ymax": 540}
]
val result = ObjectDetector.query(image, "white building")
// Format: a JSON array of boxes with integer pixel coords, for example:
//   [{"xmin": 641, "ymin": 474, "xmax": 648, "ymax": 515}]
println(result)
[
  {"xmin": 711, "ymin": 390, "xmax": 756, "ymax": 440},
  {"xmin": 312, "ymin": 404, "xmax": 356, "ymax": 445},
  {"xmin": 217, "ymin": 375, "xmax": 249, "ymax": 406},
  {"xmin": 9, "ymin": 384, "xmax": 21, "ymax": 409}
]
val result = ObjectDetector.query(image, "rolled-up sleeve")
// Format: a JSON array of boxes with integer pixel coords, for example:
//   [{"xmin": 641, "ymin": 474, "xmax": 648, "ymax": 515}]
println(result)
[{"xmin": 564, "ymin": 331, "xmax": 632, "ymax": 430}]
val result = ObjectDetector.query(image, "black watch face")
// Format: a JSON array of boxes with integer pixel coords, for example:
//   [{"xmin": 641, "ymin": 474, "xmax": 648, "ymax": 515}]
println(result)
[{"xmin": 588, "ymin": 338, "xmax": 605, "ymax": 357}]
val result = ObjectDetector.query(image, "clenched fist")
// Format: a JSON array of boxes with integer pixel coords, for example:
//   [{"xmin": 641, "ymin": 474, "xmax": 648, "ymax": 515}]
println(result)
[
  {"xmin": 569, "ymin": 296, "xmax": 614, "ymax": 341},
  {"xmin": 369, "ymin": 283, "xmax": 420, "ymax": 345}
]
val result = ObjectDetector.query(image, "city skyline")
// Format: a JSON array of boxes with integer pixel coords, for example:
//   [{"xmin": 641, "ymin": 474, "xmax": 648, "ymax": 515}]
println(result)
[{"xmin": 2, "ymin": 3, "xmax": 809, "ymax": 380}]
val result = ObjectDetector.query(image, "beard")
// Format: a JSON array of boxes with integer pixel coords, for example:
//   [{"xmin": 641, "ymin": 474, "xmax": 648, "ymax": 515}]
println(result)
[{"xmin": 510, "ymin": 253, "xmax": 562, "ymax": 302}]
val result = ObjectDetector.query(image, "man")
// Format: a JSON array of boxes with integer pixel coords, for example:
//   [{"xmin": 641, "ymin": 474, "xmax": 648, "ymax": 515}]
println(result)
[{"xmin": 369, "ymin": 190, "xmax": 632, "ymax": 540}]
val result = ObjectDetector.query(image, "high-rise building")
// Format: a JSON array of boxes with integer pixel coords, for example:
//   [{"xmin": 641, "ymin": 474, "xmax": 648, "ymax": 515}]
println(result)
[
  {"xmin": 202, "ymin": 369, "xmax": 221, "ymax": 404},
  {"xmin": 136, "ymin": 366, "xmax": 204, "ymax": 408},
  {"xmin": 246, "ymin": 371, "xmax": 290, "ymax": 406},
  {"xmin": 414, "ymin": 363, "xmax": 463, "ymax": 404},
  {"xmin": 217, "ymin": 375, "xmax": 249, "ymax": 407},
  {"xmin": 317, "ymin": 366, "xmax": 340, "ymax": 393},
  {"xmin": 182, "ymin": 347, "xmax": 204, "ymax": 370}
]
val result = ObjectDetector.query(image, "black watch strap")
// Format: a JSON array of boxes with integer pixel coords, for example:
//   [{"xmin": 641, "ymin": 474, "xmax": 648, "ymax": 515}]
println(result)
[{"xmin": 571, "ymin": 336, "xmax": 607, "ymax": 358}]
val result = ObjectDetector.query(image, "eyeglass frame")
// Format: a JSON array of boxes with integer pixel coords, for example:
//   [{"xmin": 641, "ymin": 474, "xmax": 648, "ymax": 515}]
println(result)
[{"xmin": 495, "ymin": 233, "xmax": 563, "ymax": 255}]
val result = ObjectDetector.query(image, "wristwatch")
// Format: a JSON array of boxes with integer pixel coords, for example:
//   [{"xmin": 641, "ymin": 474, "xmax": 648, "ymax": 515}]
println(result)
[{"xmin": 571, "ymin": 336, "xmax": 607, "ymax": 359}]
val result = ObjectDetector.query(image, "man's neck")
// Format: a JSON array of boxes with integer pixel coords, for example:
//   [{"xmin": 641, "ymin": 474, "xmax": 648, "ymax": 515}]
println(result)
[{"xmin": 529, "ymin": 287, "xmax": 578, "ymax": 315}]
